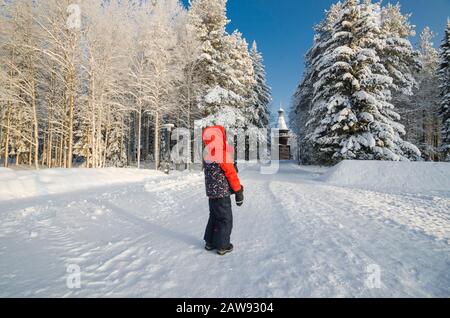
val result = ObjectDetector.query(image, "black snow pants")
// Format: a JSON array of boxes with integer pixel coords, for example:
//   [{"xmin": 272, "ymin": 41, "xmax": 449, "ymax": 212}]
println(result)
[{"xmin": 204, "ymin": 196, "xmax": 233, "ymax": 250}]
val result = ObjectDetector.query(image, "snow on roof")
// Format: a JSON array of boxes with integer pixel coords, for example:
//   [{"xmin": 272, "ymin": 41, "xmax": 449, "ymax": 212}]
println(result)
[{"xmin": 277, "ymin": 108, "xmax": 288, "ymax": 130}]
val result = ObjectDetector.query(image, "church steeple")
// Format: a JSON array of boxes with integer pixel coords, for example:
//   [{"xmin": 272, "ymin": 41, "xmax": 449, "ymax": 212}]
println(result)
[
  {"xmin": 277, "ymin": 106, "xmax": 288, "ymax": 130},
  {"xmin": 275, "ymin": 104, "xmax": 291, "ymax": 160}
]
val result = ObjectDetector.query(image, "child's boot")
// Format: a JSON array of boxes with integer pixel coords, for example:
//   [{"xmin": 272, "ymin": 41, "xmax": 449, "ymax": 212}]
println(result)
[{"xmin": 217, "ymin": 244, "xmax": 234, "ymax": 256}]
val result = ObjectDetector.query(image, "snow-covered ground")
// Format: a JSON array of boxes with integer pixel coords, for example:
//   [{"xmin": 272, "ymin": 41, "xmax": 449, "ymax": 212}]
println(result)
[
  {"xmin": 0, "ymin": 162, "xmax": 449, "ymax": 297},
  {"xmin": 0, "ymin": 167, "xmax": 162, "ymax": 201},
  {"xmin": 322, "ymin": 160, "xmax": 450, "ymax": 196}
]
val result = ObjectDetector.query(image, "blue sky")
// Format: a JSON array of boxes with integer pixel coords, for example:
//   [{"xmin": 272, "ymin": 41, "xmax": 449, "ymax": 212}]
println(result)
[{"xmin": 183, "ymin": 0, "xmax": 450, "ymax": 116}]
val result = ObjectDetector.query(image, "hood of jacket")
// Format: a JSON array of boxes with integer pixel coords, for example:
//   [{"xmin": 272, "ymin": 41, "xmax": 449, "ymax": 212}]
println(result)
[{"xmin": 202, "ymin": 126, "xmax": 234, "ymax": 163}]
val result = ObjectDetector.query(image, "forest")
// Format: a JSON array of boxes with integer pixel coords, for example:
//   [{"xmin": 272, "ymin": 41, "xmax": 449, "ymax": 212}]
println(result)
[
  {"xmin": 1, "ymin": 0, "xmax": 449, "ymax": 169},
  {"xmin": 0, "ymin": 0, "xmax": 271, "ymax": 169}
]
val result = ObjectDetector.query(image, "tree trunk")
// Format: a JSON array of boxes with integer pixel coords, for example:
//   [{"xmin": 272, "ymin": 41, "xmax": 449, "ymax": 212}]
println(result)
[
  {"xmin": 42, "ymin": 134, "xmax": 47, "ymax": 166},
  {"xmin": 121, "ymin": 118, "xmax": 126, "ymax": 166},
  {"xmin": 48, "ymin": 126, "xmax": 53, "ymax": 168},
  {"xmin": 102, "ymin": 115, "xmax": 111, "ymax": 168},
  {"xmin": 91, "ymin": 82, "xmax": 97, "ymax": 168},
  {"xmin": 95, "ymin": 99, "xmax": 103, "ymax": 168},
  {"xmin": 127, "ymin": 115, "xmax": 132, "ymax": 166},
  {"xmin": 28, "ymin": 146, "xmax": 32, "ymax": 167},
  {"xmin": 3, "ymin": 104, "xmax": 11, "ymax": 168},
  {"xmin": 31, "ymin": 83, "xmax": 39, "ymax": 170},
  {"xmin": 143, "ymin": 113, "xmax": 149, "ymax": 162},
  {"xmin": 67, "ymin": 71, "xmax": 75, "ymax": 169},
  {"xmin": 59, "ymin": 136, "xmax": 63, "ymax": 168},
  {"xmin": 55, "ymin": 137, "xmax": 59, "ymax": 167},
  {"xmin": 137, "ymin": 107, "xmax": 142, "ymax": 169},
  {"xmin": 154, "ymin": 111, "xmax": 160, "ymax": 170},
  {"xmin": 63, "ymin": 137, "xmax": 68, "ymax": 168}
]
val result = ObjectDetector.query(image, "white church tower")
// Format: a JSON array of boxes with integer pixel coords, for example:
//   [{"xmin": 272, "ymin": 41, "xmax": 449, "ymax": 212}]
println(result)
[
  {"xmin": 277, "ymin": 107, "xmax": 288, "ymax": 130},
  {"xmin": 276, "ymin": 105, "xmax": 291, "ymax": 160}
]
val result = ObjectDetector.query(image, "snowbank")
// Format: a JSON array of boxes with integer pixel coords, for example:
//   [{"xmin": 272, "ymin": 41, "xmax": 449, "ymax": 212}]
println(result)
[
  {"xmin": 0, "ymin": 168, "xmax": 162, "ymax": 202},
  {"xmin": 321, "ymin": 160, "xmax": 450, "ymax": 195}
]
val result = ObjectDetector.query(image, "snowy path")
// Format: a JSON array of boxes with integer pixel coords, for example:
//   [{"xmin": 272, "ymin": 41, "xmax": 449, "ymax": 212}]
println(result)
[{"xmin": 0, "ymin": 163, "xmax": 449, "ymax": 297}]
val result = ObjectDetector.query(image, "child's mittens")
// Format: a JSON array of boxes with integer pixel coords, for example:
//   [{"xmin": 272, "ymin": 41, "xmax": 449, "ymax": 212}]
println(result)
[{"xmin": 235, "ymin": 186, "xmax": 244, "ymax": 206}]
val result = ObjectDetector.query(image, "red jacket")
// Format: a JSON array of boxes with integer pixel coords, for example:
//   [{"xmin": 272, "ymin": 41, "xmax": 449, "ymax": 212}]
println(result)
[{"xmin": 202, "ymin": 126, "xmax": 242, "ymax": 196}]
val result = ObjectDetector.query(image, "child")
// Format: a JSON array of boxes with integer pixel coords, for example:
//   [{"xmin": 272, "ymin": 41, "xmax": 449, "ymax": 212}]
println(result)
[{"xmin": 202, "ymin": 126, "xmax": 244, "ymax": 256}]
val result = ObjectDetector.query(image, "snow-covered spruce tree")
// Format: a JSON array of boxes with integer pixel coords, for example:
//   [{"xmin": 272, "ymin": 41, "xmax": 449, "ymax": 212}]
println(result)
[
  {"xmin": 189, "ymin": 0, "xmax": 232, "ymax": 115},
  {"xmin": 188, "ymin": 0, "xmax": 255, "ymax": 127},
  {"xmin": 290, "ymin": 2, "xmax": 343, "ymax": 164},
  {"xmin": 291, "ymin": 76, "xmax": 318, "ymax": 164},
  {"xmin": 307, "ymin": 0, "xmax": 420, "ymax": 165},
  {"xmin": 250, "ymin": 41, "xmax": 272, "ymax": 129},
  {"xmin": 105, "ymin": 107, "xmax": 128, "ymax": 168},
  {"xmin": 380, "ymin": 3, "xmax": 420, "ymax": 97},
  {"xmin": 439, "ymin": 20, "xmax": 450, "ymax": 161},
  {"xmin": 226, "ymin": 31, "xmax": 256, "ymax": 127}
]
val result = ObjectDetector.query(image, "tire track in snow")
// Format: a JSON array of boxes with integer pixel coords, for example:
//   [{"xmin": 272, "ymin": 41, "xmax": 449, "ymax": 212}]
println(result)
[{"xmin": 229, "ymin": 167, "xmax": 324, "ymax": 297}]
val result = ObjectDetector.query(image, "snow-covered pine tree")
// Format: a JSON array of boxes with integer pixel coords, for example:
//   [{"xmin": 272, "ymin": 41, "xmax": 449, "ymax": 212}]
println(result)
[
  {"xmin": 189, "ymin": 0, "xmax": 233, "ymax": 115},
  {"xmin": 105, "ymin": 107, "xmax": 128, "ymax": 168},
  {"xmin": 439, "ymin": 19, "xmax": 450, "ymax": 161},
  {"xmin": 226, "ymin": 31, "xmax": 256, "ymax": 127},
  {"xmin": 250, "ymin": 41, "xmax": 272, "ymax": 129},
  {"xmin": 307, "ymin": 0, "xmax": 420, "ymax": 165},
  {"xmin": 380, "ymin": 3, "xmax": 420, "ymax": 97},
  {"xmin": 188, "ymin": 0, "xmax": 255, "ymax": 127},
  {"xmin": 290, "ymin": 2, "xmax": 343, "ymax": 164}
]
